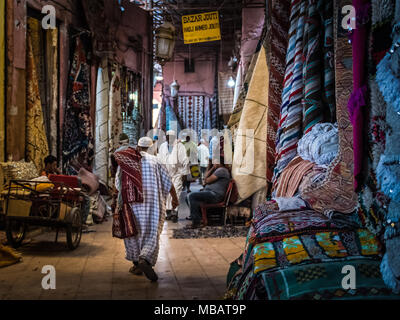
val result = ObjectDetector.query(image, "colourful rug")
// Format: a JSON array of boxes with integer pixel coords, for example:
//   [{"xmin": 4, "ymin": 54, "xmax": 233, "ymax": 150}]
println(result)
[
  {"xmin": 273, "ymin": 0, "xmax": 307, "ymax": 186},
  {"xmin": 257, "ymin": 259, "xmax": 398, "ymax": 300},
  {"xmin": 250, "ymin": 206, "xmax": 359, "ymax": 245},
  {"xmin": 299, "ymin": 0, "xmax": 358, "ymax": 216},
  {"xmin": 252, "ymin": 228, "xmax": 382, "ymax": 275}
]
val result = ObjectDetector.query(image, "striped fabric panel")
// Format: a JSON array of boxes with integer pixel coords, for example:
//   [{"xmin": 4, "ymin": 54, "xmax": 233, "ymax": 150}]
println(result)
[
  {"xmin": 302, "ymin": 0, "xmax": 324, "ymax": 134},
  {"xmin": 273, "ymin": 0, "xmax": 307, "ymax": 186},
  {"xmin": 266, "ymin": 0, "xmax": 291, "ymax": 182},
  {"xmin": 321, "ymin": 0, "xmax": 336, "ymax": 122},
  {"xmin": 302, "ymin": 0, "xmax": 336, "ymax": 134}
]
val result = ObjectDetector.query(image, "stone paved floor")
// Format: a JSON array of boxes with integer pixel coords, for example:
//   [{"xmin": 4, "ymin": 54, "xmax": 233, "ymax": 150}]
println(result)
[{"xmin": 0, "ymin": 182, "xmax": 245, "ymax": 300}]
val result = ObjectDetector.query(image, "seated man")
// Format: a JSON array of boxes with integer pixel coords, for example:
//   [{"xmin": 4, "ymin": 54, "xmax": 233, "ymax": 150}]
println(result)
[
  {"xmin": 41, "ymin": 155, "xmax": 61, "ymax": 177},
  {"xmin": 185, "ymin": 157, "xmax": 231, "ymax": 229}
]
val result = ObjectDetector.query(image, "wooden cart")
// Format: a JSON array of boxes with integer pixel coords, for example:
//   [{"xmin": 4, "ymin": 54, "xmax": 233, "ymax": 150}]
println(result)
[{"xmin": 4, "ymin": 179, "xmax": 84, "ymax": 250}]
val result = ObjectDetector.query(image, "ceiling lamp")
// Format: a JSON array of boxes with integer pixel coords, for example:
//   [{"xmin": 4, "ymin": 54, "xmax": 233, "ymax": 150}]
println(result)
[
  {"xmin": 155, "ymin": 21, "xmax": 176, "ymax": 66},
  {"xmin": 170, "ymin": 80, "xmax": 180, "ymax": 98},
  {"xmin": 227, "ymin": 76, "xmax": 236, "ymax": 88}
]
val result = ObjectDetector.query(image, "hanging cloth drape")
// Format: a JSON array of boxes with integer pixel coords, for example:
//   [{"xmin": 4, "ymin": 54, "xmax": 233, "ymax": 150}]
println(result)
[
  {"xmin": 265, "ymin": 0, "xmax": 291, "ymax": 183},
  {"xmin": 302, "ymin": 0, "xmax": 335, "ymax": 134},
  {"xmin": 95, "ymin": 57, "xmax": 110, "ymax": 183},
  {"xmin": 26, "ymin": 33, "xmax": 49, "ymax": 172},
  {"xmin": 177, "ymin": 96, "xmax": 204, "ymax": 139},
  {"xmin": 228, "ymin": 52, "xmax": 259, "ymax": 130},
  {"xmin": 273, "ymin": 0, "xmax": 307, "ymax": 186},
  {"xmin": 109, "ymin": 67, "xmax": 123, "ymax": 154},
  {"xmin": 0, "ymin": 0, "xmax": 5, "ymax": 161},
  {"xmin": 62, "ymin": 37, "xmax": 94, "ymax": 175},
  {"xmin": 299, "ymin": 0, "xmax": 358, "ymax": 215},
  {"xmin": 232, "ymin": 46, "xmax": 269, "ymax": 203},
  {"xmin": 348, "ymin": 0, "xmax": 371, "ymax": 191},
  {"xmin": 46, "ymin": 29, "xmax": 59, "ymax": 156}
]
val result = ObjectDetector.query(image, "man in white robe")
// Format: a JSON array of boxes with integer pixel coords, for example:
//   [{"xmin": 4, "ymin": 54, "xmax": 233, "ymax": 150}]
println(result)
[
  {"xmin": 157, "ymin": 130, "xmax": 190, "ymax": 222},
  {"xmin": 114, "ymin": 137, "xmax": 179, "ymax": 282}
]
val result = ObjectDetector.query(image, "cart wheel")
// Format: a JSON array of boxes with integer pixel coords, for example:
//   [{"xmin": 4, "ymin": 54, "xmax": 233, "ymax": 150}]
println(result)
[
  {"xmin": 66, "ymin": 207, "xmax": 83, "ymax": 251},
  {"xmin": 5, "ymin": 218, "xmax": 26, "ymax": 249}
]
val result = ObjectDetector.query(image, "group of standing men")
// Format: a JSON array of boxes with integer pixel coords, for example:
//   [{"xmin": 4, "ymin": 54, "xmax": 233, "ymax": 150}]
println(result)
[{"xmin": 111, "ymin": 130, "xmax": 223, "ymax": 282}]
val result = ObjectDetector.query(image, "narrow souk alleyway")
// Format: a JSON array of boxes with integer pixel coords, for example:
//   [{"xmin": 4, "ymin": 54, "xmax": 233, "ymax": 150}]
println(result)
[
  {"xmin": 0, "ymin": 184, "xmax": 244, "ymax": 300},
  {"xmin": 1, "ymin": 0, "xmax": 400, "ymax": 304}
]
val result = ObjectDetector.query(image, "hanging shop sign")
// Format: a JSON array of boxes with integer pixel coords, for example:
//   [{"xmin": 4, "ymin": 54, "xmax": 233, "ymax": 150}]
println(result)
[{"xmin": 182, "ymin": 11, "xmax": 221, "ymax": 44}]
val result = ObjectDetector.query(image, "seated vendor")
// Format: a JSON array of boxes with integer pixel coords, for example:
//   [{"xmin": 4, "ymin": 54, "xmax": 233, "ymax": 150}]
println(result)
[
  {"xmin": 185, "ymin": 157, "xmax": 231, "ymax": 229},
  {"xmin": 41, "ymin": 155, "xmax": 61, "ymax": 177}
]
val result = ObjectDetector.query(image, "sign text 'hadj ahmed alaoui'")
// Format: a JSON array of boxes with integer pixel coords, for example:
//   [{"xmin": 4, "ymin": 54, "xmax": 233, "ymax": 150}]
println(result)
[{"xmin": 182, "ymin": 11, "xmax": 221, "ymax": 44}]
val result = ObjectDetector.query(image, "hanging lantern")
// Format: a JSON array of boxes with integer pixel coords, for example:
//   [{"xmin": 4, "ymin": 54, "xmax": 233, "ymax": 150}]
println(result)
[
  {"xmin": 227, "ymin": 76, "xmax": 236, "ymax": 88},
  {"xmin": 155, "ymin": 22, "xmax": 176, "ymax": 65},
  {"xmin": 170, "ymin": 80, "xmax": 180, "ymax": 98}
]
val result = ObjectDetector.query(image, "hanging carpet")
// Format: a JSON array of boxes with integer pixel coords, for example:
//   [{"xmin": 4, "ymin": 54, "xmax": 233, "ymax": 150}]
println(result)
[
  {"xmin": 62, "ymin": 37, "xmax": 94, "ymax": 175},
  {"xmin": 232, "ymin": 46, "xmax": 269, "ymax": 203},
  {"xmin": 26, "ymin": 31, "xmax": 49, "ymax": 172},
  {"xmin": 299, "ymin": 0, "xmax": 358, "ymax": 216},
  {"xmin": 265, "ymin": 0, "xmax": 291, "ymax": 182},
  {"xmin": 218, "ymin": 72, "xmax": 235, "ymax": 117},
  {"xmin": 94, "ymin": 57, "xmax": 110, "ymax": 183},
  {"xmin": 0, "ymin": 0, "xmax": 5, "ymax": 161},
  {"xmin": 109, "ymin": 67, "xmax": 123, "ymax": 154},
  {"xmin": 273, "ymin": 0, "xmax": 307, "ymax": 186},
  {"xmin": 228, "ymin": 52, "xmax": 259, "ymax": 131},
  {"xmin": 177, "ymin": 96, "xmax": 204, "ymax": 139}
]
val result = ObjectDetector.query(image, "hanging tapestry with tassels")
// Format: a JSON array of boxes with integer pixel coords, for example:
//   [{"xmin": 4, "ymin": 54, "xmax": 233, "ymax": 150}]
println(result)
[
  {"xmin": 63, "ymin": 37, "xmax": 94, "ymax": 175},
  {"xmin": 177, "ymin": 96, "xmax": 204, "ymax": 139}
]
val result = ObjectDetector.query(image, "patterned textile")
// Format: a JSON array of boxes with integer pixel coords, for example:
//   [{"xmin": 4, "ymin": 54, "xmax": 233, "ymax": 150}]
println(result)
[
  {"xmin": 275, "ymin": 156, "xmax": 314, "ymax": 197},
  {"xmin": 94, "ymin": 57, "xmax": 110, "ymax": 183},
  {"xmin": 0, "ymin": 0, "xmax": 4, "ymax": 161},
  {"xmin": 250, "ymin": 207, "xmax": 356, "ymax": 245},
  {"xmin": 228, "ymin": 53, "xmax": 259, "ymax": 130},
  {"xmin": 252, "ymin": 228, "xmax": 382, "ymax": 274},
  {"xmin": 47, "ymin": 29, "xmax": 59, "ymax": 156},
  {"xmin": 232, "ymin": 46, "xmax": 269, "ymax": 202},
  {"xmin": 113, "ymin": 147, "xmax": 143, "ymax": 204},
  {"xmin": 299, "ymin": 0, "xmax": 358, "ymax": 216},
  {"xmin": 121, "ymin": 153, "xmax": 172, "ymax": 266},
  {"xmin": 177, "ymin": 96, "xmax": 204, "ymax": 139},
  {"xmin": 266, "ymin": 0, "xmax": 291, "ymax": 182},
  {"xmin": 108, "ymin": 68, "xmax": 123, "ymax": 155},
  {"xmin": 26, "ymin": 32, "xmax": 49, "ymax": 172},
  {"xmin": 203, "ymin": 96, "xmax": 212, "ymax": 131},
  {"xmin": 63, "ymin": 37, "xmax": 94, "ymax": 175},
  {"xmin": 257, "ymin": 259, "xmax": 399, "ymax": 300},
  {"xmin": 273, "ymin": 0, "xmax": 307, "ymax": 186},
  {"xmin": 218, "ymin": 72, "xmax": 235, "ymax": 116},
  {"xmin": 357, "ymin": 0, "xmax": 395, "ymax": 236},
  {"xmin": 302, "ymin": 0, "xmax": 335, "ymax": 134}
]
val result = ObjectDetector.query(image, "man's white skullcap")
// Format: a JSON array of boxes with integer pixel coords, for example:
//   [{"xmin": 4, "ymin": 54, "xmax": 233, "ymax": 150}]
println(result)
[
  {"xmin": 138, "ymin": 137, "xmax": 153, "ymax": 148},
  {"xmin": 166, "ymin": 130, "xmax": 176, "ymax": 136},
  {"xmin": 200, "ymin": 139, "xmax": 205, "ymax": 144}
]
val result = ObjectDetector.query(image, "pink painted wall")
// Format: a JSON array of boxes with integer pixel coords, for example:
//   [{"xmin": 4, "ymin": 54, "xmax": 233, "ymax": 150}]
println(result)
[
  {"xmin": 162, "ymin": 48, "xmax": 217, "ymax": 98},
  {"xmin": 241, "ymin": 6, "xmax": 265, "ymax": 76}
]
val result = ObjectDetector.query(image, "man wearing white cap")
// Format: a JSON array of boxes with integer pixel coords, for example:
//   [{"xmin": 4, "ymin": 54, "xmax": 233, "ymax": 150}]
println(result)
[
  {"xmin": 113, "ymin": 136, "xmax": 179, "ymax": 282},
  {"xmin": 157, "ymin": 130, "xmax": 190, "ymax": 222},
  {"xmin": 198, "ymin": 139, "xmax": 210, "ymax": 186}
]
